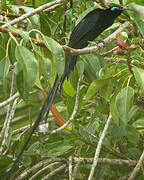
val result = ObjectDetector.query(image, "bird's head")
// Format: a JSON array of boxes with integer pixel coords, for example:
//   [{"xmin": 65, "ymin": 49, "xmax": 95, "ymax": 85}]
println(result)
[{"xmin": 108, "ymin": 6, "xmax": 133, "ymax": 18}]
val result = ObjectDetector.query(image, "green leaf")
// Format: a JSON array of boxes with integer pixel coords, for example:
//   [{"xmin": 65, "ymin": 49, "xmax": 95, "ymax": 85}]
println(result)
[
  {"xmin": 6, "ymin": 128, "xmax": 13, "ymax": 149},
  {"xmin": 76, "ymin": 59, "xmax": 84, "ymax": 77},
  {"xmin": 25, "ymin": 142, "xmax": 41, "ymax": 155},
  {"xmin": 132, "ymin": 4, "xmax": 144, "ymax": 18},
  {"xmin": 0, "ymin": 57, "xmax": 10, "ymax": 98},
  {"xmin": 8, "ymin": 39, "xmax": 17, "ymax": 64},
  {"xmin": 126, "ymin": 0, "xmax": 144, "ymax": 6},
  {"xmin": 116, "ymin": 87, "xmax": 134, "ymax": 124},
  {"xmin": 15, "ymin": 46, "xmax": 38, "ymax": 99},
  {"xmin": 63, "ymin": 79, "xmax": 76, "ymax": 97},
  {"xmin": 15, "ymin": 63, "xmax": 29, "ymax": 99},
  {"xmin": 67, "ymin": 86, "xmax": 86, "ymax": 115},
  {"xmin": 7, "ymin": 24, "xmax": 29, "ymax": 43},
  {"xmin": 128, "ymin": 148, "xmax": 141, "ymax": 160},
  {"xmin": 47, "ymin": 145, "xmax": 72, "ymax": 158},
  {"xmin": 126, "ymin": 125, "xmax": 139, "ymax": 144},
  {"xmin": 133, "ymin": 118, "xmax": 144, "ymax": 128},
  {"xmin": 32, "ymin": 43, "xmax": 51, "ymax": 88},
  {"xmin": 132, "ymin": 66, "xmax": 144, "ymax": 90},
  {"xmin": 132, "ymin": 11, "xmax": 144, "ymax": 37},
  {"xmin": 76, "ymin": 7, "xmax": 93, "ymax": 25},
  {"xmin": 128, "ymin": 105, "xmax": 141, "ymax": 122},
  {"xmin": 0, "ymin": 155, "xmax": 12, "ymax": 165},
  {"xmin": 0, "ymin": 36, "xmax": 6, "ymax": 61},
  {"xmin": 1, "ymin": 0, "xmax": 7, "ymax": 11},
  {"xmin": 11, "ymin": 6, "xmax": 40, "ymax": 29},
  {"xmin": 43, "ymin": 36, "xmax": 64, "ymax": 77},
  {"xmin": 111, "ymin": 123, "xmax": 127, "ymax": 141},
  {"xmin": 40, "ymin": 12, "xmax": 51, "ymax": 36},
  {"xmin": 35, "ymin": 70, "xmax": 42, "ymax": 89},
  {"xmin": 101, "ymin": 78, "xmax": 115, "ymax": 101},
  {"xmin": 110, "ymin": 93, "xmax": 119, "ymax": 125},
  {"xmin": 83, "ymin": 53, "xmax": 105, "ymax": 78},
  {"xmin": 35, "ymin": 0, "xmax": 46, "ymax": 7},
  {"xmin": 15, "ymin": 46, "xmax": 38, "ymax": 88},
  {"xmin": 86, "ymin": 78, "xmax": 111, "ymax": 100}
]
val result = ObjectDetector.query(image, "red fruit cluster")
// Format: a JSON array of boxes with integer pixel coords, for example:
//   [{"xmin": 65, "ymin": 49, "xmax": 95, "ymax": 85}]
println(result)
[
  {"xmin": 116, "ymin": 40, "xmax": 127, "ymax": 49},
  {"xmin": 114, "ymin": 40, "xmax": 137, "ymax": 55}
]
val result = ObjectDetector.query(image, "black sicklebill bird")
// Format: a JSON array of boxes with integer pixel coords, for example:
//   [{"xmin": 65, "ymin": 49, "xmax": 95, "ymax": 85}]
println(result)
[{"xmin": 6, "ymin": 6, "xmax": 133, "ymax": 179}]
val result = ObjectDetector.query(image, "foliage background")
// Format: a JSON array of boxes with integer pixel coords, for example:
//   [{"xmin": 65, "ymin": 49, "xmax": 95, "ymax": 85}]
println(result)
[{"xmin": 0, "ymin": 0, "xmax": 144, "ymax": 179}]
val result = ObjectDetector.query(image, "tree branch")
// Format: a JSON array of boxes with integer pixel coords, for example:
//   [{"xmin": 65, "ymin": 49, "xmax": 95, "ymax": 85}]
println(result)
[
  {"xmin": 41, "ymin": 164, "xmax": 66, "ymax": 180},
  {"xmin": 69, "ymin": 156, "xmax": 73, "ymax": 180},
  {"xmin": 88, "ymin": 114, "xmax": 112, "ymax": 180},
  {"xmin": 1, "ymin": 0, "xmax": 68, "ymax": 28},
  {"xmin": 128, "ymin": 149, "xmax": 144, "ymax": 180},
  {"xmin": 0, "ymin": 71, "xmax": 18, "ymax": 158},
  {"xmin": 0, "ymin": 92, "xmax": 19, "ymax": 108},
  {"xmin": 0, "ymin": 21, "xmax": 131, "ymax": 56}
]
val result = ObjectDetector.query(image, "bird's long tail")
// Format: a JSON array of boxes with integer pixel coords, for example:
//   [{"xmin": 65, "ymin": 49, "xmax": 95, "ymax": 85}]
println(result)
[
  {"xmin": 6, "ymin": 52, "xmax": 77, "ymax": 179},
  {"xmin": 60, "ymin": 51, "xmax": 77, "ymax": 90},
  {"xmin": 6, "ymin": 75, "xmax": 59, "ymax": 180}
]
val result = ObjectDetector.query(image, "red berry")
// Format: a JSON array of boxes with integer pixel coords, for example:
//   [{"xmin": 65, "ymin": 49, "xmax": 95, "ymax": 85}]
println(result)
[
  {"xmin": 113, "ymin": 48, "xmax": 126, "ymax": 55},
  {"xmin": 116, "ymin": 40, "xmax": 127, "ymax": 49},
  {"xmin": 129, "ymin": 44, "xmax": 137, "ymax": 51}
]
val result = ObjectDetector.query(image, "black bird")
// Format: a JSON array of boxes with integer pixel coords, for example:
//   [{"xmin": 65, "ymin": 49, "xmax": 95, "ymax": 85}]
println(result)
[{"xmin": 6, "ymin": 6, "xmax": 132, "ymax": 179}]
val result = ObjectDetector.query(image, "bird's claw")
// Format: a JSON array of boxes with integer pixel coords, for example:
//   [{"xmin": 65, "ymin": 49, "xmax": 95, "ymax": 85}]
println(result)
[
  {"xmin": 96, "ymin": 40, "xmax": 105, "ymax": 45},
  {"xmin": 88, "ymin": 40, "xmax": 105, "ymax": 47},
  {"xmin": 88, "ymin": 41, "xmax": 98, "ymax": 46}
]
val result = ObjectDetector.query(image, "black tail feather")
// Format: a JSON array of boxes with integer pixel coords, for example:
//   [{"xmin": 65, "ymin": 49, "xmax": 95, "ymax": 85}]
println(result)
[
  {"xmin": 60, "ymin": 52, "xmax": 77, "ymax": 91},
  {"xmin": 45, "ymin": 74, "xmax": 59, "ymax": 120},
  {"xmin": 6, "ymin": 52, "xmax": 77, "ymax": 179},
  {"xmin": 6, "ymin": 75, "xmax": 60, "ymax": 180}
]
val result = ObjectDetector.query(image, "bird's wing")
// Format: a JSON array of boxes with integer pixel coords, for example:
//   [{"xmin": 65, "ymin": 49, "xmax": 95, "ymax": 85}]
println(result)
[{"xmin": 68, "ymin": 9, "xmax": 102, "ymax": 47}]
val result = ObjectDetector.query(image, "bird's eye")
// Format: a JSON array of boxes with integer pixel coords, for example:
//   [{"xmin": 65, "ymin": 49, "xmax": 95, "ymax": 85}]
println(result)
[{"xmin": 111, "ymin": 6, "xmax": 120, "ymax": 11}]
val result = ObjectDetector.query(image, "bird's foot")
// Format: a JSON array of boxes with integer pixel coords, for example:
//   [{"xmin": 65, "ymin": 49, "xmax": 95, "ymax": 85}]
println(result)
[
  {"xmin": 88, "ymin": 41, "xmax": 98, "ymax": 46},
  {"xmin": 96, "ymin": 40, "xmax": 105, "ymax": 45},
  {"xmin": 88, "ymin": 40, "xmax": 105, "ymax": 47}
]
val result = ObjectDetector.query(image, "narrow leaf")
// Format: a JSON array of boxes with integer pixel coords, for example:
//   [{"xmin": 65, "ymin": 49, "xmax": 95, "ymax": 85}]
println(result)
[
  {"xmin": 43, "ymin": 36, "xmax": 64, "ymax": 77},
  {"xmin": 15, "ymin": 46, "xmax": 38, "ymax": 99},
  {"xmin": 63, "ymin": 79, "xmax": 76, "ymax": 97},
  {"xmin": 132, "ymin": 66, "xmax": 144, "ymax": 90},
  {"xmin": 0, "ymin": 57, "xmax": 10, "ymax": 98},
  {"xmin": 15, "ymin": 46, "xmax": 38, "ymax": 88},
  {"xmin": 86, "ymin": 78, "xmax": 110, "ymax": 100},
  {"xmin": 116, "ymin": 87, "xmax": 134, "ymax": 123}
]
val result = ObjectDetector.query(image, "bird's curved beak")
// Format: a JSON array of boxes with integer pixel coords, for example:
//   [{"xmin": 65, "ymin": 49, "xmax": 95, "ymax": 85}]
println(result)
[{"xmin": 123, "ymin": 7, "xmax": 135, "ymax": 11}]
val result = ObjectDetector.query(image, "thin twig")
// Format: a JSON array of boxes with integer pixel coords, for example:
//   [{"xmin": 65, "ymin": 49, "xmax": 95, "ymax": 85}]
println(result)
[
  {"xmin": 40, "ymin": 157, "xmax": 137, "ymax": 167},
  {"xmin": 74, "ymin": 157, "xmax": 136, "ymax": 166},
  {"xmin": 79, "ymin": 124, "xmax": 98, "ymax": 139},
  {"xmin": 69, "ymin": 156, "xmax": 73, "ymax": 180},
  {"xmin": 12, "ymin": 118, "xmax": 54, "ymax": 136},
  {"xmin": 88, "ymin": 114, "xmax": 112, "ymax": 180},
  {"xmin": 0, "ymin": 71, "xmax": 17, "ymax": 158},
  {"xmin": 15, "ymin": 159, "xmax": 65, "ymax": 180},
  {"xmin": 105, "ymin": 58, "xmax": 144, "ymax": 66},
  {"xmin": 41, "ymin": 164, "xmax": 66, "ymax": 180},
  {"xmin": 0, "ymin": 11, "xmax": 22, "ymax": 18},
  {"xmin": 29, "ymin": 162, "xmax": 61, "ymax": 180},
  {"xmin": 101, "ymin": 46, "xmax": 118, "ymax": 56},
  {"xmin": 0, "ymin": 98, "xmax": 18, "ymax": 158},
  {"xmin": 1, "ymin": 0, "xmax": 68, "ymax": 28},
  {"xmin": 128, "ymin": 149, "xmax": 144, "ymax": 180},
  {"xmin": 41, "ymin": 77, "xmax": 81, "ymax": 135},
  {"xmin": 0, "ymin": 92, "xmax": 19, "ymax": 108},
  {"xmin": 0, "ymin": 71, "xmax": 15, "ymax": 141},
  {"xmin": 72, "ymin": 159, "xmax": 82, "ymax": 180}
]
